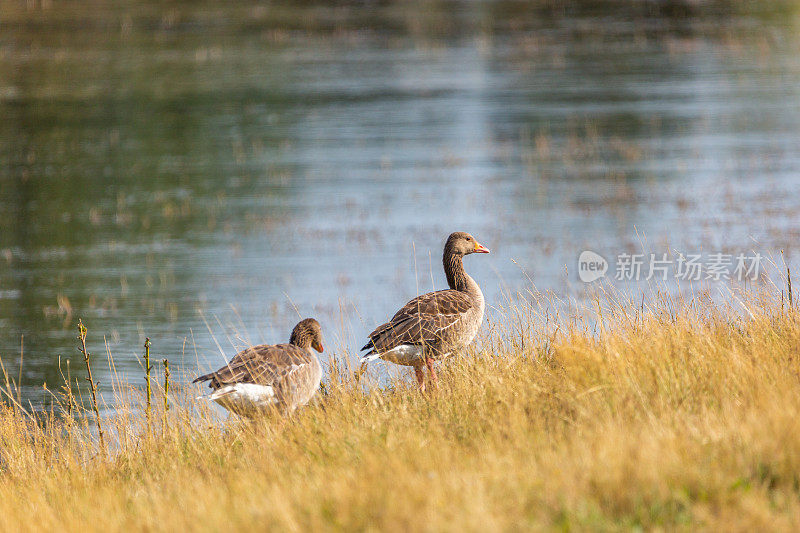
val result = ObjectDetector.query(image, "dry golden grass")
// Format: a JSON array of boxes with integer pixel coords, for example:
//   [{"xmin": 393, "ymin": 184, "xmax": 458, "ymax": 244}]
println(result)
[{"xmin": 1, "ymin": 283, "xmax": 800, "ymax": 531}]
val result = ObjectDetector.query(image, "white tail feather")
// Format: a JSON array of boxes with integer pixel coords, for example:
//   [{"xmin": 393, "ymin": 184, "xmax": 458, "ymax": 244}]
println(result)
[{"xmin": 360, "ymin": 353, "xmax": 382, "ymax": 364}]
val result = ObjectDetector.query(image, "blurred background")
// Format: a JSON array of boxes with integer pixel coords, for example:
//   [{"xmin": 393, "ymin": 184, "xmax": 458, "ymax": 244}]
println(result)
[{"xmin": 2, "ymin": 0, "xmax": 800, "ymax": 408}]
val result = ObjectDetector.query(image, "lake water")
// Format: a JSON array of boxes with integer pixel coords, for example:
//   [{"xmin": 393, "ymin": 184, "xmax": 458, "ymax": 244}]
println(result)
[{"xmin": 2, "ymin": 1, "xmax": 800, "ymax": 408}]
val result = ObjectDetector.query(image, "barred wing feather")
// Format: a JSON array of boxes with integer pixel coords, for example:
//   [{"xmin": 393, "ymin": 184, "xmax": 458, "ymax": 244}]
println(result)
[{"xmin": 361, "ymin": 289, "xmax": 474, "ymax": 354}]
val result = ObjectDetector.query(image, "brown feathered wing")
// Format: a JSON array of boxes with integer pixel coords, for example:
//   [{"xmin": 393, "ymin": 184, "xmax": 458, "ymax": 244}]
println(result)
[
  {"xmin": 193, "ymin": 344, "xmax": 315, "ymax": 403},
  {"xmin": 361, "ymin": 289, "xmax": 475, "ymax": 355}
]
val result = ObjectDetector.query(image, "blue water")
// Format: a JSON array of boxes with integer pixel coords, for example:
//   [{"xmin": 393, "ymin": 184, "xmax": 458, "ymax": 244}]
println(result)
[{"xmin": 2, "ymin": 1, "xmax": 800, "ymax": 407}]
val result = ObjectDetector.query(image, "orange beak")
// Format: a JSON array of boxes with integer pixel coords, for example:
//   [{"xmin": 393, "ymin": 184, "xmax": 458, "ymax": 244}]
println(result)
[
  {"xmin": 313, "ymin": 341, "xmax": 324, "ymax": 353},
  {"xmin": 474, "ymin": 242, "xmax": 490, "ymax": 254}
]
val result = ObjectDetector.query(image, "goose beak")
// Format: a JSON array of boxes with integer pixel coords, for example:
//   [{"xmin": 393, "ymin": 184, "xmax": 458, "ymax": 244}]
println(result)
[
  {"xmin": 474, "ymin": 242, "xmax": 490, "ymax": 254},
  {"xmin": 313, "ymin": 341, "xmax": 324, "ymax": 353}
]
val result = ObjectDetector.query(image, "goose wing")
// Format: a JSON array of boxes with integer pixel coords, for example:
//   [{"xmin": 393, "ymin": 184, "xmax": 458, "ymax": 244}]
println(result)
[
  {"xmin": 362, "ymin": 289, "xmax": 474, "ymax": 354},
  {"xmin": 193, "ymin": 344, "xmax": 312, "ymax": 391}
]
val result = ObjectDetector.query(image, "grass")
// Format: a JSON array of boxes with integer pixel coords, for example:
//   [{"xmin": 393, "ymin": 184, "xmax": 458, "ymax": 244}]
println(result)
[{"xmin": 1, "ymin": 281, "xmax": 800, "ymax": 531}]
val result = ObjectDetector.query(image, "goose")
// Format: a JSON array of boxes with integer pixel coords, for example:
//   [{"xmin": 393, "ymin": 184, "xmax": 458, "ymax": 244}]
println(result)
[
  {"xmin": 194, "ymin": 318, "xmax": 324, "ymax": 416},
  {"xmin": 360, "ymin": 232, "xmax": 489, "ymax": 390}
]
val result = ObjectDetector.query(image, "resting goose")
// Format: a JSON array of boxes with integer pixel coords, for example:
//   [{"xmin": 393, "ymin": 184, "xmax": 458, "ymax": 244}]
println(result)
[
  {"xmin": 360, "ymin": 232, "xmax": 489, "ymax": 390},
  {"xmin": 194, "ymin": 318, "xmax": 324, "ymax": 416}
]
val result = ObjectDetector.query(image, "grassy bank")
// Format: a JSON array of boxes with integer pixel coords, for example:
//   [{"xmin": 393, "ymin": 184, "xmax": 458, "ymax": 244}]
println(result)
[{"xmin": 1, "ymin": 285, "xmax": 800, "ymax": 531}]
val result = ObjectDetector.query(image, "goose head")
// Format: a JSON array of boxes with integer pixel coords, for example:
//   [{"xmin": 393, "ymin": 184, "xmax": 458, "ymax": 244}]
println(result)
[
  {"xmin": 290, "ymin": 318, "xmax": 324, "ymax": 353},
  {"xmin": 444, "ymin": 232, "xmax": 490, "ymax": 257}
]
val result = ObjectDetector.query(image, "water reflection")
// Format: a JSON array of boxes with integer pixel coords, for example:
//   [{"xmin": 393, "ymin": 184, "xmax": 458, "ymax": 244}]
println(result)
[{"xmin": 1, "ymin": 1, "xmax": 800, "ymax": 407}]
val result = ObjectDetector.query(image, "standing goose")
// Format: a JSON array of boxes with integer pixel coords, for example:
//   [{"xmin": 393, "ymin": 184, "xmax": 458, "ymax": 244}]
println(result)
[
  {"xmin": 194, "ymin": 318, "xmax": 324, "ymax": 416},
  {"xmin": 360, "ymin": 232, "xmax": 489, "ymax": 390}
]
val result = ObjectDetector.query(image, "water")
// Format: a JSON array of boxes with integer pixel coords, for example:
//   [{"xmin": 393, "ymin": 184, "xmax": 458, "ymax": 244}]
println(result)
[{"xmin": 2, "ymin": 1, "xmax": 800, "ymax": 407}]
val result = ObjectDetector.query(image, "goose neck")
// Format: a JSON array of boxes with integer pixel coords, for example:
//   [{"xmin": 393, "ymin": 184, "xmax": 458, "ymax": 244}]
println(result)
[{"xmin": 444, "ymin": 252, "xmax": 470, "ymax": 292}]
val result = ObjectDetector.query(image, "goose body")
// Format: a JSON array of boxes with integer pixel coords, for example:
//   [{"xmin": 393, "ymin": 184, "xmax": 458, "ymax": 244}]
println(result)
[
  {"xmin": 362, "ymin": 284, "xmax": 485, "ymax": 366},
  {"xmin": 194, "ymin": 319, "xmax": 324, "ymax": 416},
  {"xmin": 360, "ymin": 232, "xmax": 489, "ymax": 389}
]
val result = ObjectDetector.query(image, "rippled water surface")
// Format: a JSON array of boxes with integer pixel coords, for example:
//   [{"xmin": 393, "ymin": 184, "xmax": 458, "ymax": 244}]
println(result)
[{"xmin": 2, "ymin": 1, "xmax": 800, "ymax": 406}]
